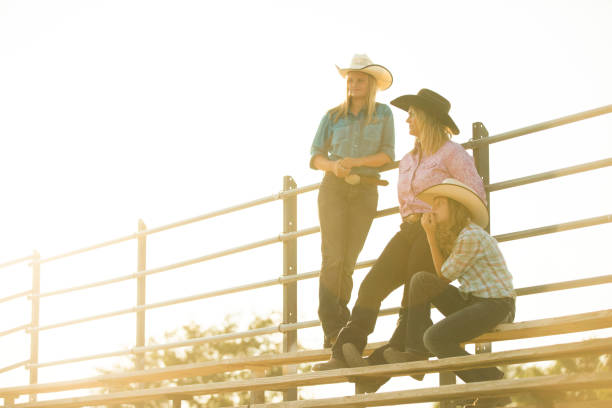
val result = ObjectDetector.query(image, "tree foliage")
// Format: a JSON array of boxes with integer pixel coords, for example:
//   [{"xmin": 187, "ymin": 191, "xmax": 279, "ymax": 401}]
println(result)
[
  {"xmin": 100, "ymin": 313, "xmax": 306, "ymax": 407},
  {"xmin": 503, "ymin": 352, "xmax": 612, "ymax": 404}
]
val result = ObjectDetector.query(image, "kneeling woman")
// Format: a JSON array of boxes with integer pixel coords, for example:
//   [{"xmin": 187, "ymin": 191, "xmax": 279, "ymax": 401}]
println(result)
[{"xmin": 396, "ymin": 179, "xmax": 515, "ymax": 408}]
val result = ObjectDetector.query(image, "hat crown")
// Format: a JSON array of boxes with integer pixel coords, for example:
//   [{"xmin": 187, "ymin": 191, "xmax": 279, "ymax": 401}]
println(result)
[
  {"xmin": 348, "ymin": 53, "xmax": 374, "ymax": 69},
  {"xmin": 417, "ymin": 88, "xmax": 451, "ymax": 114}
]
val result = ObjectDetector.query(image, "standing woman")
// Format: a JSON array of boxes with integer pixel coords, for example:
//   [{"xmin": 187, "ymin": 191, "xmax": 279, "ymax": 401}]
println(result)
[
  {"xmin": 310, "ymin": 54, "xmax": 395, "ymax": 349},
  {"xmin": 315, "ymin": 89, "xmax": 486, "ymax": 376}
]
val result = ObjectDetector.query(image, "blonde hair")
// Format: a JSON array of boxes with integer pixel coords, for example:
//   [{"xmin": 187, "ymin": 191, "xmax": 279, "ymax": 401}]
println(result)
[
  {"xmin": 410, "ymin": 106, "xmax": 452, "ymax": 157},
  {"xmin": 435, "ymin": 198, "xmax": 471, "ymax": 259},
  {"xmin": 329, "ymin": 72, "xmax": 378, "ymax": 125}
]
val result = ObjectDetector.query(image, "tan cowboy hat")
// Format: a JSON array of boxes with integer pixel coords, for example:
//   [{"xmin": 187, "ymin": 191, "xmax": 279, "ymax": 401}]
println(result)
[
  {"xmin": 417, "ymin": 178, "xmax": 489, "ymax": 228},
  {"xmin": 336, "ymin": 54, "xmax": 393, "ymax": 91}
]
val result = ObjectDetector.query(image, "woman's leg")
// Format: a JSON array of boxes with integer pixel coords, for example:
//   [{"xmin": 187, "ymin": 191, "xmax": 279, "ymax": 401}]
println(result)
[
  {"xmin": 317, "ymin": 176, "xmax": 350, "ymax": 346},
  {"xmin": 424, "ymin": 296, "xmax": 515, "ymax": 383},
  {"xmin": 333, "ymin": 222, "xmax": 434, "ymax": 359},
  {"xmin": 336, "ymin": 184, "xmax": 379, "ymax": 330}
]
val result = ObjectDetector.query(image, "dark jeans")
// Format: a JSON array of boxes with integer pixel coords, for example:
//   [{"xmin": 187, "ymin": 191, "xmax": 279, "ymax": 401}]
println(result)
[
  {"xmin": 332, "ymin": 221, "xmax": 435, "ymax": 359},
  {"xmin": 405, "ymin": 271, "xmax": 516, "ymax": 383},
  {"xmin": 318, "ymin": 173, "xmax": 378, "ymax": 344}
]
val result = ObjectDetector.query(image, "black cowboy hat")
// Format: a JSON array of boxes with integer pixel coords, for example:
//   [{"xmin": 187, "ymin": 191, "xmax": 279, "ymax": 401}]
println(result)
[{"xmin": 390, "ymin": 88, "xmax": 459, "ymax": 135}]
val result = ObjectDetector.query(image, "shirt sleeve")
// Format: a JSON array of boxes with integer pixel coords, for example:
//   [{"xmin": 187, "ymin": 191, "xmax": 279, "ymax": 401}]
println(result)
[
  {"xmin": 444, "ymin": 144, "xmax": 487, "ymax": 205},
  {"xmin": 310, "ymin": 113, "xmax": 331, "ymax": 170},
  {"xmin": 441, "ymin": 228, "xmax": 482, "ymax": 281},
  {"xmin": 378, "ymin": 105, "xmax": 395, "ymax": 161}
]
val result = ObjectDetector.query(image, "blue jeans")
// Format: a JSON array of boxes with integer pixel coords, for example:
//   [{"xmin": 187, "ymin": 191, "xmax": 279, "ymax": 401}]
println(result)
[
  {"xmin": 405, "ymin": 272, "xmax": 515, "ymax": 383},
  {"xmin": 318, "ymin": 173, "xmax": 378, "ymax": 345}
]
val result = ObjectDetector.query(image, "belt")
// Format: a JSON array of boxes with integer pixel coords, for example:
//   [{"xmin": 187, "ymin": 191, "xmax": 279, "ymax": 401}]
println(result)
[
  {"xmin": 403, "ymin": 213, "xmax": 422, "ymax": 224},
  {"xmin": 344, "ymin": 174, "xmax": 389, "ymax": 186}
]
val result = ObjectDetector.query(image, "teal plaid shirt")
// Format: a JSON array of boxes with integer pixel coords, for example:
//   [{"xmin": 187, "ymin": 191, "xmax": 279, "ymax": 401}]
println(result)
[
  {"xmin": 310, "ymin": 103, "xmax": 395, "ymax": 177},
  {"xmin": 441, "ymin": 222, "xmax": 516, "ymax": 299}
]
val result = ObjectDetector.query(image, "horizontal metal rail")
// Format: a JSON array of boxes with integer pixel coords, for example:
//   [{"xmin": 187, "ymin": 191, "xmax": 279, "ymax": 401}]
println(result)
[
  {"xmin": 38, "ymin": 184, "xmax": 322, "ymax": 266},
  {"xmin": 0, "ymin": 255, "xmax": 34, "ymax": 269},
  {"xmin": 27, "ymin": 104, "xmax": 611, "ymax": 269},
  {"xmin": 0, "ymin": 324, "xmax": 29, "ymax": 338},
  {"xmin": 27, "ymin": 271, "xmax": 612, "ymax": 369},
  {"xmin": 495, "ymin": 214, "xmax": 612, "ymax": 243},
  {"xmin": 463, "ymin": 104, "xmax": 612, "ymax": 149},
  {"xmin": 487, "ymin": 158, "xmax": 612, "ymax": 192},
  {"xmin": 0, "ymin": 360, "xmax": 29, "ymax": 375},
  {"xmin": 0, "ymin": 290, "xmax": 32, "ymax": 305}
]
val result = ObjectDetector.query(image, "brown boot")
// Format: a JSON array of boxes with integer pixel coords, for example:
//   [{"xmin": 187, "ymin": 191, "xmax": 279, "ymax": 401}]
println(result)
[
  {"xmin": 383, "ymin": 347, "xmax": 428, "ymax": 381},
  {"xmin": 312, "ymin": 357, "xmax": 347, "ymax": 371}
]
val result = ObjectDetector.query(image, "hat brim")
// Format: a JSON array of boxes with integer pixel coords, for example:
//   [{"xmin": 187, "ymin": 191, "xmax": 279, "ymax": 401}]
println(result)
[
  {"xmin": 390, "ymin": 94, "xmax": 459, "ymax": 135},
  {"xmin": 336, "ymin": 64, "xmax": 393, "ymax": 91},
  {"xmin": 417, "ymin": 182, "xmax": 489, "ymax": 228}
]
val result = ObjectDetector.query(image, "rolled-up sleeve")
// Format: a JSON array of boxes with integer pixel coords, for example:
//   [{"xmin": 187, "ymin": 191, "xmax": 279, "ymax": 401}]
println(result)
[
  {"xmin": 379, "ymin": 105, "xmax": 395, "ymax": 161},
  {"xmin": 310, "ymin": 113, "xmax": 331, "ymax": 169},
  {"xmin": 441, "ymin": 229, "xmax": 481, "ymax": 281}
]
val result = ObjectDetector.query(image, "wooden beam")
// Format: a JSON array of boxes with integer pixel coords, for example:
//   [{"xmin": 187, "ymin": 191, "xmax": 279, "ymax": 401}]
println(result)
[{"xmin": 7, "ymin": 337, "xmax": 612, "ymax": 408}]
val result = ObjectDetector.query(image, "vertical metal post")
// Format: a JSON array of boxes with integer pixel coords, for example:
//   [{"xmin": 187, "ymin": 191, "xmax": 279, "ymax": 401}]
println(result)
[
  {"xmin": 440, "ymin": 123, "xmax": 491, "ymax": 408},
  {"xmin": 472, "ymin": 121, "xmax": 491, "ymax": 232},
  {"xmin": 282, "ymin": 175, "xmax": 298, "ymax": 402},
  {"xmin": 136, "ymin": 219, "xmax": 147, "ymax": 368},
  {"xmin": 472, "ymin": 121, "xmax": 493, "ymax": 396},
  {"xmin": 135, "ymin": 219, "xmax": 147, "ymax": 408},
  {"xmin": 29, "ymin": 251, "xmax": 40, "ymax": 402}
]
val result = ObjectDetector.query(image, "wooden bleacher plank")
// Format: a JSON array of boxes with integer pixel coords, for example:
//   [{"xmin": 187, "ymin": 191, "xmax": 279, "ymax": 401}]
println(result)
[
  {"xmin": 471, "ymin": 309, "xmax": 612, "ymax": 343},
  {"xmin": 1, "ymin": 309, "xmax": 610, "ymax": 398},
  {"xmin": 246, "ymin": 372, "xmax": 612, "ymax": 407},
  {"xmin": 7, "ymin": 337, "xmax": 612, "ymax": 408},
  {"xmin": 11, "ymin": 372, "xmax": 612, "ymax": 408}
]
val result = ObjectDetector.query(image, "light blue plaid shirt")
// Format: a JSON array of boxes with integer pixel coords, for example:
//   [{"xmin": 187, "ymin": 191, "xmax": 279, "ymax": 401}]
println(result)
[
  {"xmin": 310, "ymin": 103, "xmax": 395, "ymax": 177},
  {"xmin": 441, "ymin": 222, "xmax": 515, "ymax": 299}
]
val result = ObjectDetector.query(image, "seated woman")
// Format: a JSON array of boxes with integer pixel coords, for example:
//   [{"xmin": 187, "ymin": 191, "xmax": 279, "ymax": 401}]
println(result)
[{"xmin": 385, "ymin": 178, "xmax": 515, "ymax": 408}]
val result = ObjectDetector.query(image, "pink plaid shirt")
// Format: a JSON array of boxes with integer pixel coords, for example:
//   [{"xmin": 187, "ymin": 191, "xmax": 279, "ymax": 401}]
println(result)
[{"xmin": 397, "ymin": 141, "xmax": 486, "ymax": 218}]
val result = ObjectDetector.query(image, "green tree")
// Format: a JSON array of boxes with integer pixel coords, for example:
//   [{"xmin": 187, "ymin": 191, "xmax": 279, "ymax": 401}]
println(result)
[
  {"xmin": 503, "ymin": 353, "xmax": 612, "ymax": 405},
  {"xmin": 100, "ymin": 313, "xmax": 308, "ymax": 407}
]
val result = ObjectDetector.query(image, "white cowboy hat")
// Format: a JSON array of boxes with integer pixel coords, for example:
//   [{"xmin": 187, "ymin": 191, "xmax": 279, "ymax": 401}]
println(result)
[
  {"xmin": 417, "ymin": 178, "xmax": 489, "ymax": 228},
  {"xmin": 336, "ymin": 54, "xmax": 393, "ymax": 91}
]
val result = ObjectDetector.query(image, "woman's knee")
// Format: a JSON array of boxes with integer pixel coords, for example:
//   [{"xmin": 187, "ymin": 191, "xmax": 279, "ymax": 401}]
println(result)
[
  {"xmin": 422, "ymin": 325, "xmax": 447, "ymax": 355},
  {"xmin": 408, "ymin": 271, "xmax": 444, "ymax": 306}
]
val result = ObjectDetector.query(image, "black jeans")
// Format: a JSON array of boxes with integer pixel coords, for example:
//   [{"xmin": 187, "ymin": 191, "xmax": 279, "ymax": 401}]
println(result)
[
  {"xmin": 332, "ymin": 221, "xmax": 435, "ymax": 359},
  {"xmin": 318, "ymin": 173, "xmax": 378, "ymax": 344},
  {"xmin": 405, "ymin": 271, "xmax": 516, "ymax": 383}
]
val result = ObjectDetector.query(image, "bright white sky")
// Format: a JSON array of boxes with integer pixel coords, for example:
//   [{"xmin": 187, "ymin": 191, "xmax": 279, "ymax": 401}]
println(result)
[{"xmin": 0, "ymin": 1, "xmax": 611, "ymax": 406}]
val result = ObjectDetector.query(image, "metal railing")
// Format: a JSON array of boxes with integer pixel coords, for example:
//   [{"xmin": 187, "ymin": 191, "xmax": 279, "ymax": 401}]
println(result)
[{"xmin": 0, "ymin": 104, "xmax": 610, "ymax": 403}]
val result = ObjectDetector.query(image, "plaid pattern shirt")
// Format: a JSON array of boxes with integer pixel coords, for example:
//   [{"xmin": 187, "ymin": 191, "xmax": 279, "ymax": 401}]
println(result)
[{"xmin": 441, "ymin": 222, "xmax": 515, "ymax": 299}]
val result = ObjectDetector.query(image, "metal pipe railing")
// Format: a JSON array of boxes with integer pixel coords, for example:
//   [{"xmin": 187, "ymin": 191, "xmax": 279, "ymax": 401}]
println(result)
[
  {"xmin": 0, "ymin": 324, "xmax": 30, "ymax": 338},
  {"xmin": 6, "ymin": 104, "xmax": 612, "ymax": 384},
  {"xmin": 0, "ymin": 255, "xmax": 34, "ymax": 269},
  {"xmin": 28, "ymin": 270, "xmax": 612, "ymax": 369},
  {"xmin": 38, "ymin": 185, "xmax": 322, "ymax": 266},
  {"xmin": 0, "ymin": 290, "xmax": 32, "ymax": 305},
  {"xmin": 487, "ymin": 158, "xmax": 612, "ymax": 192},
  {"xmin": 0, "ymin": 360, "xmax": 30, "ymax": 375},
  {"xmin": 463, "ymin": 104, "xmax": 612, "ymax": 149},
  {"xmin": 29, "ymin": 212, "xmax": 612, "ymax": 333}
]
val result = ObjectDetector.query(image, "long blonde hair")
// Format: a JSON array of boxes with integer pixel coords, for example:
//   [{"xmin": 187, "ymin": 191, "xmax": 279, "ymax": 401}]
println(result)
[
  {"xmin": 435, "ymin": 198, "xmax": 471, "ymax": 259},
  {"xmin": 410, "ymin": 106, "xmax": 452, "ymax": 157},
  {"xmin": 329, "ymin": 72, "xmax": 378, "ymax": 125}
]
